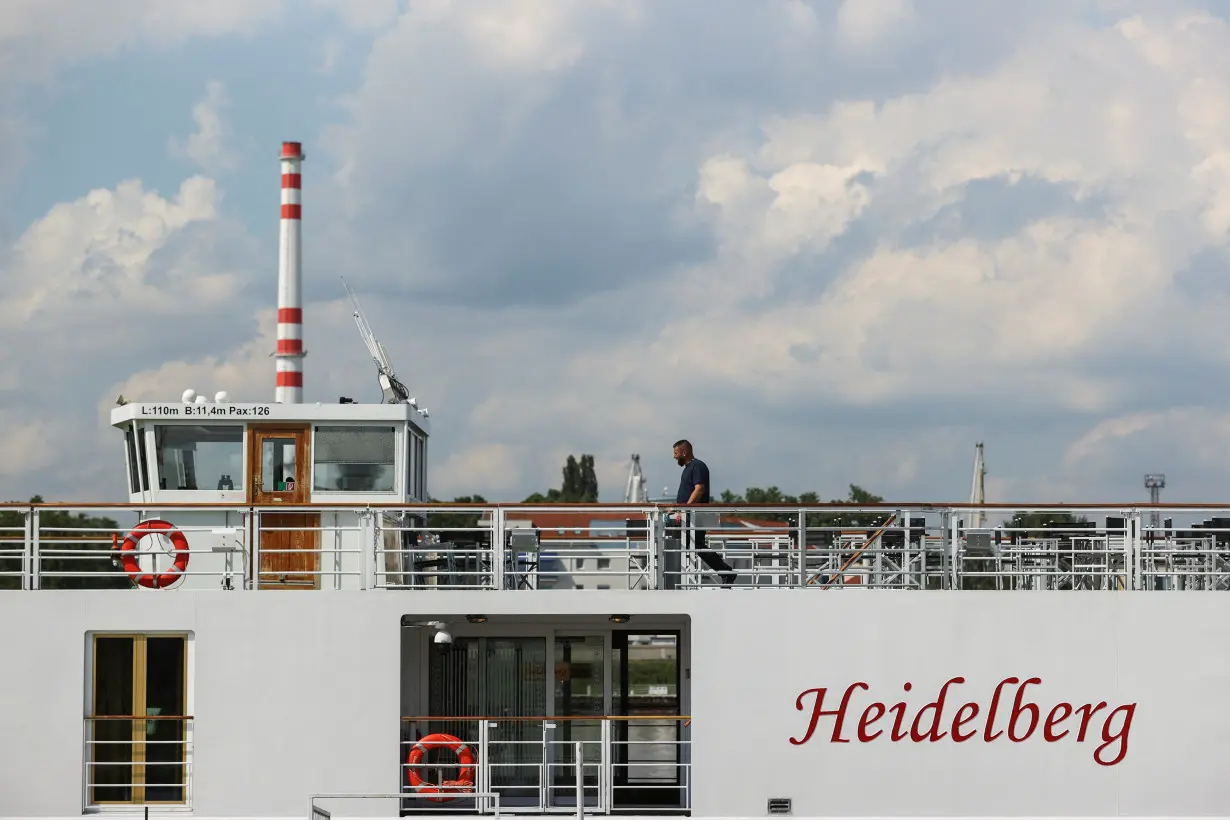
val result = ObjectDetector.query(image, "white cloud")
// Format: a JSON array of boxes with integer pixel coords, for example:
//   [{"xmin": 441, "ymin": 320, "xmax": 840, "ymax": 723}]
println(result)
[
  {"xmin": 0, "ymin": 166, "xmax": 262, "ymax": 502},
  {"xmin": 9, "ymin": 0, "xmax": 1230, "ymax": 508},
  {"xmin": 169, "ymin": 81, "xmax": 237, "ymax": 174},
  {"xmin": 622, "ymin": 10, "xmax": 1230, "ymax": 416},
  {"xmin": 835, "ymin": 0, "xmax": 916, "ymax": 50},
  {"xmin": 0, "ymin": 0, "xmax": 396, "ymax": 190},
  {"xmin": 3, "ymin": 175, "xmax": 238, "ymax": 327}
]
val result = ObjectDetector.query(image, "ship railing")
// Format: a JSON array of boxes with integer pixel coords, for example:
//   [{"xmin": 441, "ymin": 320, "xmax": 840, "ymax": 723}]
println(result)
[
  {"xmin": 8, "ymin": 501, "xmax": 1230, "ymax": 590},
  {"xmin": 0, "ymin": 514, "xmax": 25, "ymax": 584},
  {"xmin": 399, "ymin": 716, "xmax": 690, "ymax": 815},
  {"xmin": 310, "ymin": 792, "xmax": 504, "ymax": 820},
  {"xmin": 82, "ymin": 714, "xmax": 193, "ymax": 810},
  {"xmin": 0, "ymin": 505, "xmax": 255, "ymax": 591}
]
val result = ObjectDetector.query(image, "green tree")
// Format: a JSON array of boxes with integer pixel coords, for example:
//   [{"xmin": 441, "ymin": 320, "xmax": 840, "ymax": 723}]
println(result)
[
  {"xmin": 0, "ymin": 496, "xmax": 127, "ymax": 590},
  {"xmin": 718, "ymin": 483, "xmax": 888, "ymax": 529},
  {"xmin": 523, "ymin": 453, "xmax": 599, "ymax": 503},
  {"xmin": 1003, "ymin": 511, "xmax": 1090, "ymax": 543},
  {"xmin": 423, "ymin": 495, "xmax": 489, "ymax": 539}
]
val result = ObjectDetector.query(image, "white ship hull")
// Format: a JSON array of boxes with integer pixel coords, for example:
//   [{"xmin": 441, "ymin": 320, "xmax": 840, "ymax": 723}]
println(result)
[{"xmin": 0, "ymin": 582, "xmax": 1225, "ymax": 818}]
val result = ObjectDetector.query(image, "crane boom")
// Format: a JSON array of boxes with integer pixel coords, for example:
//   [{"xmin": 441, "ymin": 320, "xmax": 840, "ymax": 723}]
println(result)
[{"xmin": 341, "ymin": 277, "xmax": 411, "ymax": 404}]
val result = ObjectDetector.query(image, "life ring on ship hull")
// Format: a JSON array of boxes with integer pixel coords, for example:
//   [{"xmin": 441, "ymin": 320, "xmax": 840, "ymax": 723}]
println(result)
[
  {"xmin": 118, "ymin": 519, "xmax": 190, "ymax": 589},
  {"xmin": 406, "ymin": 733, "xmax": 476, "ymax": 803}
]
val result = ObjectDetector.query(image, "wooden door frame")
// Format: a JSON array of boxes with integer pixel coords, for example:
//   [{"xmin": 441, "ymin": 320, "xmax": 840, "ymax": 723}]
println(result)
[
  {"xmin": 246, "ymin": 424, "xmax": 312, "ymax": 505},
  {"xmin": 246, "ymin": 424, "xmax": 320, "ymax": 589}
]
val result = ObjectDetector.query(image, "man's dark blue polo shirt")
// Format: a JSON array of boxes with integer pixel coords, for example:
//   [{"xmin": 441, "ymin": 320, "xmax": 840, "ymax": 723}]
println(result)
[{"xmin": 676, "ymin": 458, "xmax": 711, "ymax": 504}]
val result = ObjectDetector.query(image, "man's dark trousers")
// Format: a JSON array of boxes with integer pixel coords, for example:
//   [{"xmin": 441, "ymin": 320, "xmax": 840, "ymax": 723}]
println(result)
[{"xmin": 670, "ymin": 514, "xmax": 736, "ymax": 586}]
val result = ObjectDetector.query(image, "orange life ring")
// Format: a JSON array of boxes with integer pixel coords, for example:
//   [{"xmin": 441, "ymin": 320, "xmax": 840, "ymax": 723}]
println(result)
[
  {"xmin": 405, "ymin": 733, "xmax": 476, "ymax": 803},
  {"xmin": 119, "ymin": 519, "xmax": 190, "ymax": 589}
]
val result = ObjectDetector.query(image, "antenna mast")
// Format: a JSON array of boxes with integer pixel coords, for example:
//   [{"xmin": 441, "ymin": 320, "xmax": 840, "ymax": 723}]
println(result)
[
  {"xmin": 970, "ymin": 442, "xmax": 986, "ymax": 528},
  {"xmin": 342, "ymin": 277, "xmax": 412, "ymax": 404}
]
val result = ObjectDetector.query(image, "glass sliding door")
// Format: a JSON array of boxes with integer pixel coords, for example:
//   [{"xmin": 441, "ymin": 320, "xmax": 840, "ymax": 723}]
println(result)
[
  {"xmin": 611, "ymin": 632, "xmax": 684, "ymax": 810},
  {"xmin": 424, "ymin": 637, "xmax": 547, "ymax": 811},
  {"xmin": 485, "ymin": 638, "xmax": 548, "ymax": 806},
  {"xmin": 550, "ymin": 635, "xmax": 605, "ymax": 810}
]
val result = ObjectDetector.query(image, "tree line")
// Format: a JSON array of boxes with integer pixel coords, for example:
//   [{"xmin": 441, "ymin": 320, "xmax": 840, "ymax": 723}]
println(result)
[{"xmin": 0, "ymin": 496, "xmax": 126, "ymax": 590}]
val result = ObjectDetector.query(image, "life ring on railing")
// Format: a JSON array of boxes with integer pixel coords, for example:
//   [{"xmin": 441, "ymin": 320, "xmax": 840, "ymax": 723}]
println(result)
[
  {"xmin": 118, "ymin": 519, "xmax": 190, "ymax": 589},
  {"xmin": 405, "ymin": 733, "xmax": 476, "ymax": 803}
]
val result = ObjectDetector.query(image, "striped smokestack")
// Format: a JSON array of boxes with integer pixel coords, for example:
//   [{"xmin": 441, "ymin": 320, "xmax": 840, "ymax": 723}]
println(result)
[{"xmin": 275, "ymin": 141, "xmax": 305, "ymax": 403}]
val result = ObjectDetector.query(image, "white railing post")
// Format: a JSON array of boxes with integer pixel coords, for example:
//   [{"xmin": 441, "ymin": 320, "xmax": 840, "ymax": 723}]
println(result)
[
  {"xmin": 574, "ymin": 740, "xmax": 584, "ymax": 819},
  {"xmin": 1127, "ymin": 509, "xmax": 1141, "ymax": 591},
  {"xmin": 796, "ymin": 509, "xmax": 807, "ymax": 588},
  {"xmin": 947, "ymin": 510, "xmax": 960, "ymax": 590},
  {"xmin": 644, "ymin": 510, "xmax": 658, "ymax": 590},
  {"xmin": 29, "ymin": 507, "xmax": 40, "ymax": 591},
  {"xmin": 479, "ymin": 720, "xmax": 490, "ymax": 815},
  {"xmin": 251, "ymin": 509, "xmax": 261, "ymax": 590},
  {"xmin": 491, "ymin": 507, "xmax": 505, "ymax": 590},
  {"xmin": 600, "ymin": 718, "xmax": 611, "ymax": 811},
  {"xmin": 359, "ymin": 509, "xmax": 373, "ymax": 591}
]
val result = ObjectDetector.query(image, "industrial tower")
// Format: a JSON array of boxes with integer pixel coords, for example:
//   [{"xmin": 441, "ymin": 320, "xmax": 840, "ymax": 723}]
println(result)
[
  {"xmin": 970, "ymin": 442, "xmax": 987, "ymax": 528},
  {"xmin": 624, "ymin": 454, "xmax": 648, "ymax": 503},
  {"xmin": 1144, "ymin": 473, "xmax": 1165, "ymax": 528}
]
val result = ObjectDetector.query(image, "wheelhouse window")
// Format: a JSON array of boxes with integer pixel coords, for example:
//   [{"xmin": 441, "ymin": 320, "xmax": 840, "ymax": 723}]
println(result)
[
  {"xmin": 154, "ymin": 425, "xmax": 243, "ymax": 491},
  {"xmin": 313, "ymin": 425, "xmax": 396, "ymax": 492},
  {"xmin": 407, "ymin": 431, "xmax": 426, "ymax": 499},
  {"xmin": 88, "ymin": 633, "xmax": 190, "ymax": 806},
  {"xmin": 125, "ymin": 428, "xmax": 150, "ymax": 494}
]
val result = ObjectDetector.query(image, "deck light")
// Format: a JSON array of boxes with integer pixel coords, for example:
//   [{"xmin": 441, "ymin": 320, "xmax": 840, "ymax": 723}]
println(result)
[
  {"xmin": 401, "ymin": 618, "xmax": 454, "ymax": 644},
  {"xmin": 609, "ymin": 614, "xmax": 631, "ymax": 623},
  {"xmin": 466, "ymin": 614, "xmax": 487, "ymax": 624}
]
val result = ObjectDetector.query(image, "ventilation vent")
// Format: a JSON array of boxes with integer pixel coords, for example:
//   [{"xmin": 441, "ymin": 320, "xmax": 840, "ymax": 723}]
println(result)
[{"xmin": 767, "ymin": 798, "xmax": 792, "ymax": 816}]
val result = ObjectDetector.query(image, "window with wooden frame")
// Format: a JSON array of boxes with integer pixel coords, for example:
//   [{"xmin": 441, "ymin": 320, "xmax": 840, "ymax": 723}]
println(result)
[{"xmin": 87, "ymin": 633, "xmax": 190, "ymax": 807}]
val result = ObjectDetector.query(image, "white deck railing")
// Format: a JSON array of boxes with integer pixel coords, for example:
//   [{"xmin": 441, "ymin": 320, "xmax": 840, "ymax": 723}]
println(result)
[
  {"xmin": 3, "ymin": 502, "xmax": 1230, "ymax": 591},
  {"xmin": 396, "ymin": 716, "xmax": 690, "ymax": 816},
  {"xmin": 82, "ymin": 714, "xmax": 193, "ymax": 811}
]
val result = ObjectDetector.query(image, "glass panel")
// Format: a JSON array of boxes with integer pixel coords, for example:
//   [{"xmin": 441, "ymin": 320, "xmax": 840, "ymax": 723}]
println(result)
[
  {"xmin": 485, "ymin": 639, "xmax": 546, "ymax": 805},
  {"xmin": 144, "ymin": 637, "xmax": 186, "ymax": 802},
  {"xmin": 154, "ymin": 425, "xmax": 243, "ymax": 491},
  {"xmin": 405, "ymin": 433, "xmax": 426, "ymax": 499},
  {"xmin": 313, "ymin": 426, "xmax": 396, "ymax": 492},
  {"xmin": 623, "ymin": 635, "xmax": 680, "ymax": 787},
  {"xmin": 261, "ymin": 438, "xmax": 297, "ymax": 492},
  {"xmin": 552, "ymin": 636, "xmax": 604, "ymax": 807},
  {"xmin": 424, "ymin": 637, "xmax": 546, "ymax": 808},
  {"xmin": 92, "ymin": 637, "xmax": 134, "ymax": 803},
  {"xmin": 125, "ymin": 430, "xmax": 140, "ymax": 494},
  {"xmin": 414, "ymin": 436, "xmax": 425, "ymax": 500},
  {"xmin": 137, "ymin": 430, "xmax": 150, "ymax": 492}
]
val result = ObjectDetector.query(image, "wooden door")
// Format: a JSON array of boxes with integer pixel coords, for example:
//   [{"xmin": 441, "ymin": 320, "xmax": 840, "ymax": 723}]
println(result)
[{"xmin": 248, "ymin": 426, "xmax": 320, "ymax": 589}]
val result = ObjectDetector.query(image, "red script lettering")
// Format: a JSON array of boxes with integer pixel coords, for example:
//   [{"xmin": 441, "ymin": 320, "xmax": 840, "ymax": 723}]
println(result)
[{"xmin": 789, "ymin": 677, "xmax": 1135, "ymax": 766}]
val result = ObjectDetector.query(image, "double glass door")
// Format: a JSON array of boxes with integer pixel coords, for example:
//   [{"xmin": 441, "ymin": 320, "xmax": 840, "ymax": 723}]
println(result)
[{"xmin": 424, "ymin": 631, "xmax": 683, "ymax": 814}]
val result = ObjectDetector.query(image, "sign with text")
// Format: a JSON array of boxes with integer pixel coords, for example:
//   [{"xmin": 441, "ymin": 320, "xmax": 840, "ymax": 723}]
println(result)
[
  {"xmin": 790, "ymin": 676, "xmax": 1136, "ymax": 766},
  {"xmin": 135, "ymin": 404, "xmax": 274, "ymax": 418}
]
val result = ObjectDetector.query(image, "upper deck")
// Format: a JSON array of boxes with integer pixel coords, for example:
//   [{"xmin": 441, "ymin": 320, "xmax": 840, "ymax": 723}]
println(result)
[{"xmin": 2, "ymin": 499, "xmax": 1229, "ymax": 591}]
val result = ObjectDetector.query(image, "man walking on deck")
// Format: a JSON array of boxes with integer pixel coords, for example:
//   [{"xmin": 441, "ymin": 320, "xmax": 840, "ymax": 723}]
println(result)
[{"xmin": 672, "ymin": 440, "xmax": 737, "ymax": 586}]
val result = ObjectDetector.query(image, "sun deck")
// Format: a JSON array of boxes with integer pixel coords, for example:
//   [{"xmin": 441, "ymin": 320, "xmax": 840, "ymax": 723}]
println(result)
[{"xmin": 3, "ymin": 500, "xmax": 1230, "ymax": 591}]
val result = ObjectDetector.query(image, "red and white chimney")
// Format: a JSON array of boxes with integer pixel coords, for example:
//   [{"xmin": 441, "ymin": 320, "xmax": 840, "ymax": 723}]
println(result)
[{"xmin": 275, "ymin": 141, "xmax": 305, "ymax": 403}]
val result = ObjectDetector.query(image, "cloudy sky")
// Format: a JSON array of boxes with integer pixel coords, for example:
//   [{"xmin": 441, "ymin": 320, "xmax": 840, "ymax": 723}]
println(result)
[{"xmin": 3, "ymin": 0, "xmax": 1230, "ymax": 506}]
